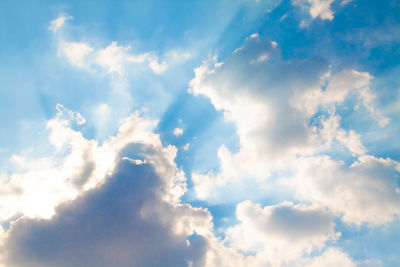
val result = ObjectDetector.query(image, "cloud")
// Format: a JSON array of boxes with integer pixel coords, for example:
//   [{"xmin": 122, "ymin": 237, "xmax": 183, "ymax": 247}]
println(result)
[
  {"xmin": 340, "ymin": 0, "xmax": 353, "ymax": 6},
  {"xmin": 308, "ymin": 0, "xmax": 334, "ymax": 20},
  {"xmin": 59, "ymin": 41, "xmax": 93, "ymax": 69},
  {"xmin": 0, "ymin": 104, "xmax": 218, "ymax": 266},
  {"xmin": 182, "ymin": 143, "xmax": 190, "ymax": 151},
  {"xmin": 305, "ymin": 247, "xmax": 356, "ymax": 267},
  {"xmin": 1, "ymin": 158, "xmax": 211, "ymax": 267},
  {"xmin": 174, "ymin": 127, "xmax": 184, "ymax": 137},
  {"xmin": 188, "ymin": 34, "xmax": 385, "ymax": 202},
  {"xmin": 0, "ymin": 103, "xmax": 185, "ymax": 222},
  {"xmin": 201, "ymin": 200, "xmax": 354, "ymax": 267},
  {"xmin": 49, "ymin": 14, "xmax": 72, "ymax": 33},
  {"xmin": 293, "ymin": 0, "xmax": 334, "ymax": 21},
  {"xmin": 282, "ymin": 155, "xmax": 400, "ymax": 225},
  {"xmin": 0, "ymin": 104, "xmax": 359, "ymax": 267},
  {"xmin": 225, "ymin": 201, "xmax": 339, "ymax": 253},
  {"xmin": 291, "ymin": 69, "xmax": 389, "ymax": 126},
  {"xmin": 50, "ymin": 15, "xmax": 167, "ymax": 75}
]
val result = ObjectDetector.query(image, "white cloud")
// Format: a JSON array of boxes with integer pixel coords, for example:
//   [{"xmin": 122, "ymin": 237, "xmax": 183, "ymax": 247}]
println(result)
[
  {"xmin": 49, "ymin": 14, "xmax": 72, "ymax": 33},
  {"xmin": 59, "ymin": 41, "xmax": 93, "ymax": 68},
  {"xmin": 282, "ymin": 155, "xmax": 400, "ymax": 225},
  {"xmin": 305, "ymin": 247, "xmax": 356, "ymax": 267},
  {"xmin": 319, "ymin": 114, "xmax": 366, "ymax": 155},
  {"xmin": 148, "ymin": 56, "xmax": 168, "ymax": 74},
  {"xmin": 292, "ymin": 0, "xmax": 334, "ymax": 21},
  {"xmin": 173, "ymin": 127, "xmax": 184, "ymax": 137},
  {"xmin": 200, "ymin": 200, "xmax": 355, "ymax": 267},
  {"xmin": 0, "ymin": 104, "xmax": 218, "ymax": 266},
  {"xmin": 50, "ymin": 15, "xmax": 168, "ymax": 75},
  {"xmin": 225, "ymin": 201, "xmax": 339, "ymax": 254},
  {"xmin": 309, "ymin": 0, "xmax": 334, "ymax": 20},
  {"xmin": 188, "ymin": 34, "xmax": 385, "ymax": 202},
  {"xmin": 341, "ymin": 0, "xmax": 353, "ymax": 6},
  {"xmin": 182, "ymin": 143, "xmax": 190, "ymax": 151},
  {"xmin": 96, "ymin": 41, "xmax": 130, "ymax": 76},
  {"xmin": 1, "ymin": 158, "xmax": 212, "ymax": 267},
  {"xmin": 0, "ymin": 103, "xmax": 187, "ymax": 222},
  {"xmin": 291, "ymin": 69, "xmax": 389, "ymax": 126}
]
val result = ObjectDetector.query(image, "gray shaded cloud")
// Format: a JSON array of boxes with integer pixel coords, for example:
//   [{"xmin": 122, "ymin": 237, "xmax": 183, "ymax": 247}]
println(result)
[{"xmin": 2, "ymin": 159, "xmax": 209, "ymax": 267}]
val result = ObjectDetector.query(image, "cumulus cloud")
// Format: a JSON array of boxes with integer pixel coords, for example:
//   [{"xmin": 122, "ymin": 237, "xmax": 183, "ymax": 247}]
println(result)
[
  {"xmin": 59, "ymin": 41, "xmax": 94, "ymax": 69},
  {"xmin": 1, "ymin": 159, "xmax": 211, "ymax": 267},
  {"xmin": 282, "ymin": 155, "xmax": 400, "ymax": 225},
  {"xmin": 1, "ymin": 105, "xmax": 353, "ymax": 267},
  {"xmin": 292, "ymin": 69, "xmax": 389, "ymax": 126},
  {"xmin": 0, "ymin": 103, "xmax": 219, "ymax": 266},
  {"xmin": 293, "ymin": 0, "xmax": 334, "ymax": 21},
  {"xmin": 200, "ymin": 200, "xmax": 355, "ymax": 267},
  {"xmin": 188, "ymin": 34, "xmax": 387, "ymax": 202},
  {"xmin": 174, "ymin": 127, "xmax": 184, "ymax": 137},
  {"xmin": 226, "ymin": 201, "xmax": 339, "ymax": 252},
  {"xmin": 50, "ymin": 15, "xmax": 167, "ymax": 75},
  {"xmin": 304, "ymin": 247, "xmax": 356, "ymax": 267},
  {"xmin": 49, "ymin": 14, "xmax": 72, "ymax": 33},
  {"xmin": 0, "ymin": 103, "xmax": 185, "ymax": 222}
]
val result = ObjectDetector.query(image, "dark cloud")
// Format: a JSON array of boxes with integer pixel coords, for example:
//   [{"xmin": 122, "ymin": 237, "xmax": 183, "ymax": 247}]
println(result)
[{"xmin": 2, "ymin": 159, "xmax": 208, "ymax": 267}]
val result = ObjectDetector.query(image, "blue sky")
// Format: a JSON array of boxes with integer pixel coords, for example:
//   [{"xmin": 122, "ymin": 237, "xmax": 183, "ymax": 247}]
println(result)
[{"xmin": 1, "ymin": 0, "xmax": 400, "ymax": 266}]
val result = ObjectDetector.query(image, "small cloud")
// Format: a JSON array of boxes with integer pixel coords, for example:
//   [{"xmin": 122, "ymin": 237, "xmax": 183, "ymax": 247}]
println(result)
[
  {"xmin": 250, "ymin": 53, "xmax": 269, "ymax": 64},
  {"xmin": 308, "ymin": 0, "xmax": 334, "ymax": 20},
  {"xmin": 60, "ymin": 41, "xmax": 93, "ymax": 68},
  {"xmin": 96, "ymin": 41, "xmax": 130, "ymax": 76},
  {"xmin": 182, "ymin": 143, "xmax": 190, "ymax": 151},
  {"xmin": 49, "ymin": 14, "xmax": 73, "ymax": 33},
  {"xmin": 148, "ymin": 57, "xmax": 168, "ymax": 74},
  {"xmin": 293, "ymin": 0, "xmax": 334, "ymax": 22},
  {"xmin": 249, "ymin": 33, "xmax": 260, "ymax": 40},
  {"xmin": 341, "ymin": 0, "xmax": 352, "ymax": 6},
  {"xmin": 173, "ymin": 128, "xmax": 184, "ymax": 137}
]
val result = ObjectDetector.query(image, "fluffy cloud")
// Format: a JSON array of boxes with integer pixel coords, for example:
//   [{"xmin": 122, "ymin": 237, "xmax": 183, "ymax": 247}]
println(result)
[
  {"xmin": 283, "ymin": 155, "xmax": 400, "ymax": 225},
  {"xmin": 1, "ymin": 159, "xmax": 212, "ymax": 267},
  {"xmin": 304, "ymin": 247, "xmax": 356, "ymax": 267},
  {"xmin": 0, "ymin": 104, "xmax": 215, "ymax": 266},
  {"xmin": 0, "ymin": 103, "xmax": 182, "ymax": 222},
  {"xmin": 201, "ymin": 201, "xmax": 354, "ymax": 267},
  {"xmin": 59, "ymin": 41, "xmax": 93, "ymax": 69},
  {"xmin": 188, "ymin": 34, "xmax": 386, "ymax": 202},
  {"xmin": 225, "ymin": 201, "xmax": 339, "ymax": 252},
  {"xmin": 293, "ymin": 0, "xmax": 334, "ymax": 21},
  {"xmin": 291, "ymin": 69, "xmax": 389, "ymax": 127},
  {"xmin": 174, "ymin": 127, "xmax": 184, "ymax": 137},
  {"xmin": 49, "ymin": 14, "xmax": 72, "ymax": 33},
  {"xmin": 51, "ymin": 15, "xmax": 167, "ymax": 75}
]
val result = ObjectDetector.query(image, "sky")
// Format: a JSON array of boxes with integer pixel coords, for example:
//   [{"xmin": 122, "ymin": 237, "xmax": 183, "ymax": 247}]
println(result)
[{"xmin": 0, "ymin": 0, "xmax": 400, "ymax": 266}]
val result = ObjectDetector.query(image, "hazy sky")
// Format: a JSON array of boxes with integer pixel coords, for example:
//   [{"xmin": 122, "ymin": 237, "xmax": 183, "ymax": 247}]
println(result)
[{"xmin": 1, "ymin": 0, "xmax": 400, "ymax": 266}]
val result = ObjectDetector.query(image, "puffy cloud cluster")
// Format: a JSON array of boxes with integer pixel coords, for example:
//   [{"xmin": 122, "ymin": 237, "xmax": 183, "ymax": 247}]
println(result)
[
  {"xmin": 292, "ymin": 0, "xmax": 335, "ymax": 21},
  {"xmin": 0, "ymin": 104, "xmax": 215, "ymax": 266},
  {"xmin": 201, "ymin": 201, "xmax": 355, "ymax": 267},
  {"xmin": 189, "ymin": 34, "xmax": 390, "ymax": 203},
  {"xmin": 50, "ymin": 15, "xmax": 167, "ymax": 76},
  {"xmin": 0, "ymin": 104, "xmax": 353, "ymax": 267},
  {"xmin": 0, "ymin": 103, "xmax": 186, "ymax": 222},
  {"xmin": 283, "ymin": 155, "xmax": 400, "ymax": 225},
  {"xmin": 1, "ymin": 11, "xmax": 397, "ymax": 267},
  {"xmin": 188, "ymin": 32, "xmax": 400, "ymax": 227},
  {"xmin": 1, "ymin": 160, "xmax": 211, "ymax": 267}
]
